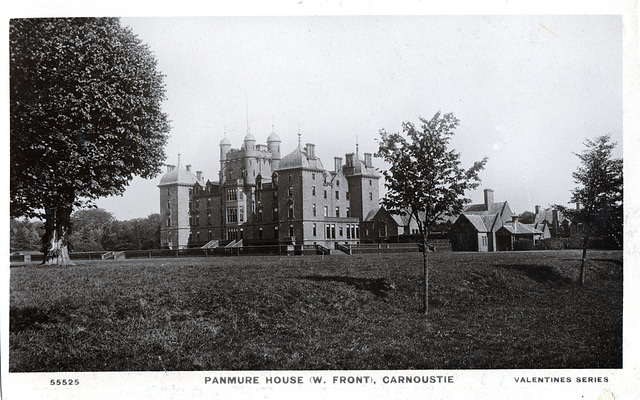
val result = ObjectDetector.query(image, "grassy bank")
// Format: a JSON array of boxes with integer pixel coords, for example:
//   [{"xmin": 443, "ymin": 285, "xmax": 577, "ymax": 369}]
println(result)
[{"xmin": 9, "ymin": 250, "xmax": 622, "ymax": 371}]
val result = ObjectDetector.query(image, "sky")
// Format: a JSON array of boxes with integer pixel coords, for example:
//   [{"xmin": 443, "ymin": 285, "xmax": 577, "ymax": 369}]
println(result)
[{"xmin": 88, "ymin": 15, "xmax": 623, "ymax": 221}]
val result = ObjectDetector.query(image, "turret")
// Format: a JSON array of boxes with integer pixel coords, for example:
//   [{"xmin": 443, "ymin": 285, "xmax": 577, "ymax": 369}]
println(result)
[
  {"xmin": 267, "ymin": 128, "xmax": 281, "ymax": 170},
  {"xmin": 219, "ymin": 135, "xmax": 231, "ymax": 183}
]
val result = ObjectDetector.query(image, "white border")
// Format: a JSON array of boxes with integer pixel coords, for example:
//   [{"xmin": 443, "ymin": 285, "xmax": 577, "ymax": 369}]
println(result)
[{"xmin": 2, "ymin": 1, "xmax": 638, "ymax": 399}]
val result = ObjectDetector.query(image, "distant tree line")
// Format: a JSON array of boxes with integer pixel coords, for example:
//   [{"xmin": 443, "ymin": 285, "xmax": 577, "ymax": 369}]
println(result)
[{"xmin": 10, "ymin": 209, "xmax": 161, "ymax": 253}]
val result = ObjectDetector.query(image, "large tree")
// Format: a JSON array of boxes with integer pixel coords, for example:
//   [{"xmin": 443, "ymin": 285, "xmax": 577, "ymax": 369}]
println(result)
[
  {"xmin": 377, "ymin": 112, "xmax": 487, "ymax": 315},
  {"xmin": 10, "ymin": 18, "xmax": 170, "ymax": 265},
  {"xmin": 558, "ymin": 135, "xmax": 623, "ymax": 286}
]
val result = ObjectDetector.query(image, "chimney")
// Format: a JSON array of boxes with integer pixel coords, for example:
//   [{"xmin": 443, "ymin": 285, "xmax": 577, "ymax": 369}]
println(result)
[
  {"xmin": 364, "ymin": 153, "xmax": 373, "ymax": 167},
  {"xmin": 168, "ymin": 164, "xmax": 176, "ymax": 172},
  {"xmin": 535, "ymin": 205, "xmax": 540, "ymax": 216},
  {"xmin": 334, "ymin": 157, "xmax": 342, "ymax": 173},
  {"xmin": 186, "ymin": 164, "xmax": 192, "ymax": 172},
  {"xmin": 196, "ymin": 171, "xmax": 203, "ymax": 181},
  {"xmin": 512, "ymin": 215, "xmax": 518, "ymax": 232},
  {"xmin": 484, "ymin": 188, "xmax": 494, "ymax": 208},
  {"xmin": 345, "ymin": 153, "xmax": 354, "ymax": 167},
  {"xmin": 306, "ymin": 143, "xmax": 316, "ymax": 159}
]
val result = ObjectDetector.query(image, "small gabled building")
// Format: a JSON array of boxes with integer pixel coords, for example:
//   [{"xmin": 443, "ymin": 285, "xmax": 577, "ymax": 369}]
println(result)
[
  {"xmin": 495, "ymin": 216, "xmax": 544, "ymax": 251},
  {"xmin": 450, "ymin": 188, "xmax": 513, "ymax": 252}
]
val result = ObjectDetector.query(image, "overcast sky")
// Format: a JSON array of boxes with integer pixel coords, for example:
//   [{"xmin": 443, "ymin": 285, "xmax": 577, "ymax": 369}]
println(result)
[{"xmin": 94, "ymin": 15, "xmax": 623, "ymax": 220}]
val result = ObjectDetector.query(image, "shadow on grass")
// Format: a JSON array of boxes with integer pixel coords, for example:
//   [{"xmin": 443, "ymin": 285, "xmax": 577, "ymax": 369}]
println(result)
[
  {"xmin": 592, "ymin": 258, "xmax": 623, "ymax": 267},
  {"xmin": 299, "ymin": 275, "xmax": 395, "ymax": 297},
  {"xmin": 10, "ymin": 307, "xmax": 64, "ymax": 333},
  {"xmin": 503, "ymin": 264, "xmax": 573, "ymax": 285}
]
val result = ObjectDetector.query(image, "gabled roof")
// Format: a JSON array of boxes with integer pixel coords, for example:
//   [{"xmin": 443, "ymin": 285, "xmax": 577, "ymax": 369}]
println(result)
[
  {"xmin": 464, "ymin": 214, "xmax": 489, "ymax": 232},
  {"xmin": 498, "ymin": 221, "xmax": 543, "ymax": 235},
  {"xmin": 464, "ymin": 201, "xmax": 508, "ymax": 215}
]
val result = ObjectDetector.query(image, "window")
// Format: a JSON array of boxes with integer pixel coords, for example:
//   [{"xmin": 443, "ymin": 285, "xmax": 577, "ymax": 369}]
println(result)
[
  {"xmin": 335, "ymin": 191, "xmax": 339, "ymax": 200},
  {"xmin": 239, "ymin": 206, "xmax": 244, "ymax": 222},
  {"xmin": 167, "ymin": 217, "xmax": 171, "ymax": 227},
  {"xmin": 379, "ymin": 224, "xmax": 387, "ymax": 237},
  {"xmin": 369, "ymin": 192, "xmax": 373, "ymax": 201},
  {"xmin": 195, "ymin": 213, "xmax": 200, "ymax": 226},
  {"xmin": 226, "ymin": 207, "xmax": 238, "ymax": 223},
  {"xmin": 324, "ymin": 206, "xmax": 328, "ymax": 217},
  {"xmin": 331, "ymin": 224, "xmax": 336, "ymax": 239},
  {"xmin": 335, "ymin": 207, "xmax": 340, "ymax": 217},
  {"xmin": 312, "ymin": 173, "xmax": 316, "ymax": 180},
  {"xmin": 339, "ymin": 226, "xmax": 343, "ymax": 237},
  {"xmin": 346, "ymin": 207, "xmax": 350, "ymax": 217},
  {"xmin": 326, "ymin": 224, "xmax": 331, "ymax": 239},
  {"xmin": 207, "ymin": 212, "xmax": 212, "ymax": 224},
  {"xmin": 324, "ymin": 190, "xmax": 327, "ymax": 199},
  {"xmin": 288, "ymin": 203, "xmax": 294, "ymax": 218},
  {"xmin": 208, "ymin": 230, "xmax": 212, "ymax": 240},
  {"xmin": 336, "ymin": 180, "xmax": 340, "ymax": 187},
  {"xmin": 312, "ymin": 186, "xmax": 316, "ymax": 196},
  {"xmin": 288, "ymin": 186, "xmax": 294, "ymax": 197},
  {"xmin": 239, "ymin": 191, "xmax": 244, "ymax": 200},
  {"xmin": 273, "ymin": 207, "xmax": 278, "ymax": 219},
  {"xmin": 167, "ymin": 200, "xmax": 171, "ymax": 210},
  {"xmin": 195, "ymin": 199, "xmax": 200, "ymax": 208},
  {"xmin": 274, "ymin": 226, "xmax": 278, "ymax": 238},
  {"xmin": 369, "ymin": 179, "xmax": 372, "ymax": 186},
  {"xmin": 259, "ymin": 227, "xmax": 263, "ymax": 239},
  {"xmin": 346, "ymin": 191, "xmax": 350, "ymax": 200},
  {"xmin": 207, "ymin": 198, "xmax": 211, "ymax": 208},
  {"xmin": 313, "ymin": 223, "xmax": 317, "ymax": 236},
  {"xmin": 196, "ymin": 231, "xmax": 200, "ymax": 242},
  {"xmin": 347, "ymin": 224, "xmax": 351, "ymax": 239},
  {"xmin": 313, "ymin": 204, "xmax": 317, "ymax": 216},
  {"xmin": 288, "ymin": 174, "xmax": 292, "ymax": 182},
  {"xmin": 289, "ymin": 224, "xmax": 294, "ymax": 238},
  {"xmin": 257, "ymin": 206, "xmax": 263, "ymax": 222},
  {"xmin": 227, "ymin": 189, "xmax": 237, "ymax": 201}
]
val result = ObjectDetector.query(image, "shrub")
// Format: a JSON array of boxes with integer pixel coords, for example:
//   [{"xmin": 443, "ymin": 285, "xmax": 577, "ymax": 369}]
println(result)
[{"xmin": 514, "ymin": 239, "xmax": 533, "ymax": 251}]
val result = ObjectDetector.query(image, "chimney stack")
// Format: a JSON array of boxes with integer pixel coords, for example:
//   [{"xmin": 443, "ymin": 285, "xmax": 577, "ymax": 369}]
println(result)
[
  {"xmin": 186, "ymin": 164, "xmax": 192, "ymax": 172},
  {"xmin": 306, "ymin": 143, "xmax": 316, "ymax": 159},
  {"xmin": 364, "ymin": 153, "xmax": 373, "ymax": 167},
  {"xmin": 345, "ymin": 153, "xmax": 354, "ymax": 167},
  {"xmin": 334, "ymin": 157, "xmax": 342, "ymax": 173},
  {"xmin": 535, "ymin": 205, "xmax": 540, "ymax": 216},
  {"xmin": 512, "ymin": 215, "xmax": 518, "ymax": 232},
  {"xmin": 196, "ymin": 171, "xmax": 203, "ymax": 181},
  {"xmin": 484, "ymin": 188, "xmax": 494, "ymax": 208}
]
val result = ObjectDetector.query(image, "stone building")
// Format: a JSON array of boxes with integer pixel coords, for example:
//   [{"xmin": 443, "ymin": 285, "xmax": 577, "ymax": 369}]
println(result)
[{"xmin": 159, "ymin": 129, "xmax": 381, "ymax": 249}]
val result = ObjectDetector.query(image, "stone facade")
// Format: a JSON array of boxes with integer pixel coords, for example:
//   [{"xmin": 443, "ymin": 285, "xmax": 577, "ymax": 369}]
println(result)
[{"xmin": 159, "ymin": 130, "xmax": 381, "ymax": 249}]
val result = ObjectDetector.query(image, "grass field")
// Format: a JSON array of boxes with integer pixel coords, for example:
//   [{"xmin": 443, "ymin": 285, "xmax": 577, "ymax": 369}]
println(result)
[{"xmin": 9, "ymin": 250, "xmax": 622, "ymax": 371}]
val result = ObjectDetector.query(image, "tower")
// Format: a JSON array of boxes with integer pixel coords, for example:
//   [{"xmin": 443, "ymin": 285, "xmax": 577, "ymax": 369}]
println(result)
[{"xmin": 158, "ymin": 157, "xmax": 198, "ymax": 249}]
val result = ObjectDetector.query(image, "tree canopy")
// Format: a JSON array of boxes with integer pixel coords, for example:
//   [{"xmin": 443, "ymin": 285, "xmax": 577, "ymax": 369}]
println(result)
[
  {"xmin": 558, "ymin": 134, "xmax": 623, "ymax": 284},
  {"xmin": 376, "ymin": 112, "xmax": 487, "ymax": 233},
  {"xmin": 10, "ymin": 18, "xmax": 170, "ymax": 264},
  {"xmin": 376, "ymin": 112, "xmax": 487, "ymax": 314}
]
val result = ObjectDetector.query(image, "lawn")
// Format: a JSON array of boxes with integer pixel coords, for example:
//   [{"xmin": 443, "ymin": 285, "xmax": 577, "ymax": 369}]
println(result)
[{"xmin": 9, "ymin": 250, "xmax": 623, "ymax": 371}]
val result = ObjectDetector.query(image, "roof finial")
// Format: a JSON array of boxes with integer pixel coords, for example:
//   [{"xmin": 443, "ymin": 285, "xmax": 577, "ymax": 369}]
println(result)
[
  {"xmin": 356, "ymin": 134, "xmax": 359, "ymax": 157},
  {"xmin": 178, "ymin": 153, "xmax": 181, "ymax": 166},
  {"xmin": 298, "ymin": 123, "xmax": 301, "ymax": 146}
]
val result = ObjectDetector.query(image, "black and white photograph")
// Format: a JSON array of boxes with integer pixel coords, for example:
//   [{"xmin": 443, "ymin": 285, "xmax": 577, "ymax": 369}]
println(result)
[{"xmin": 3, "ymin": 1, "xmax": 639, "ymax": 399}]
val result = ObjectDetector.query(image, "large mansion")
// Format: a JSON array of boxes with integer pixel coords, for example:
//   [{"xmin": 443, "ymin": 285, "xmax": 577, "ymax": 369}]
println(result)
[{"xmin": 158, "ymin": 130, "xmax": 380, "ymax": 249}]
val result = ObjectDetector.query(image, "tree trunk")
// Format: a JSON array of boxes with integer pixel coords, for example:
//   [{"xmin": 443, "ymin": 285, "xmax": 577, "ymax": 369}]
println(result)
[
  {"xmin": 422, "ymin": 229, "xmax": 429, "ymax": 315},
  {"xmin": 42, "ymin": 206, "xmax": 74, "ymax": 266},
  {"xmin": 579, "ymin": 235, "xmax": 589, "ymax": 286}
]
